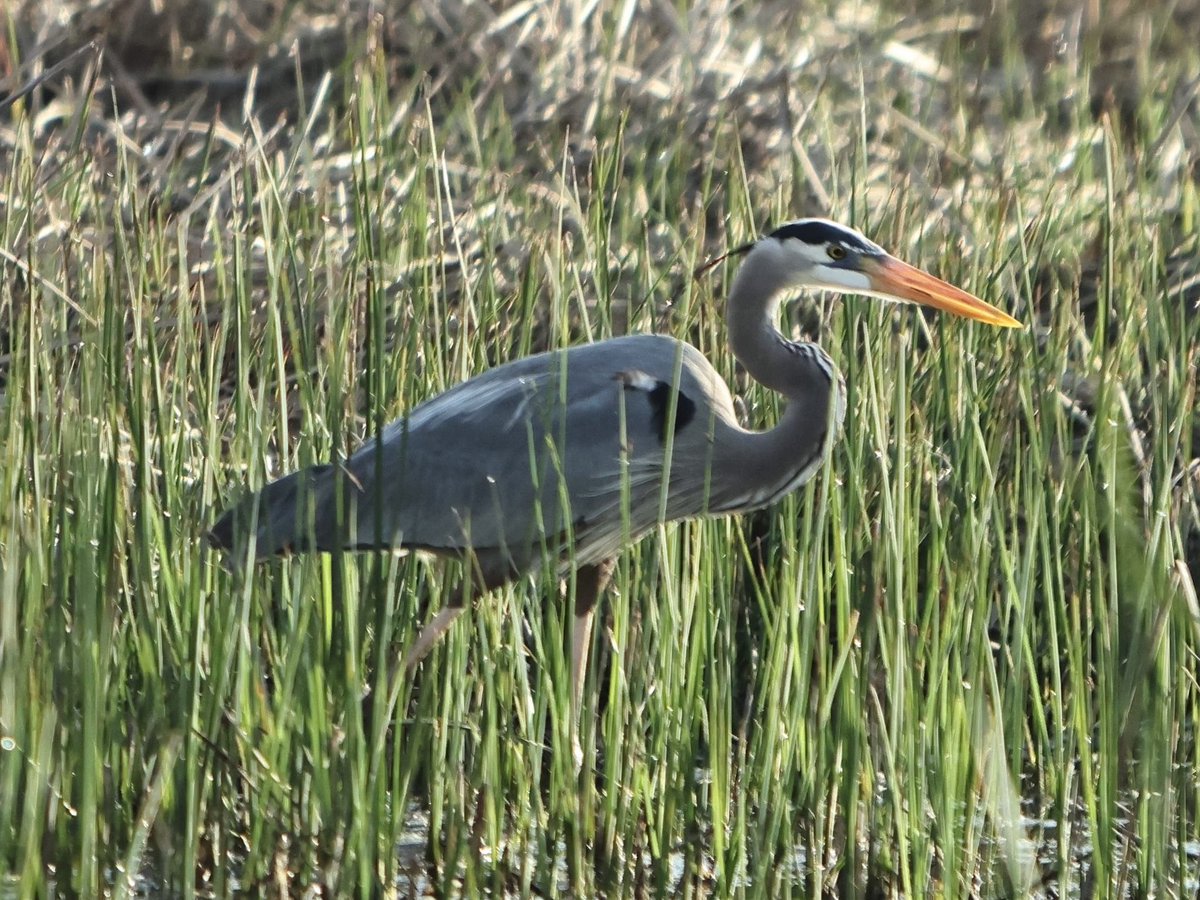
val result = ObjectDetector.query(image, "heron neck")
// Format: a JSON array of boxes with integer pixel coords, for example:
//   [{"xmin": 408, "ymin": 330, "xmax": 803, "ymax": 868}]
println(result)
[
  {"xmin": 726, "ymin": 250, "xmax": 831, "ymax": 403},
  {"xmin": 717, "ymin": 246, "xmax": 845, "ymax": 510}
]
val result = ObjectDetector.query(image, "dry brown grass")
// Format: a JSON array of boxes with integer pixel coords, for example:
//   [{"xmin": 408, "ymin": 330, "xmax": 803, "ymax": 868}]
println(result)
[
  {"xmin": 3, "ymin": 0, "xmax": 1198, "ymax": 499},
  {"xmin": 3, "ymin": 0, "xmax": 1197, "ymax": 469},
  {"xmin": 4, "ymin": 3, "xmax": 1200, "ymax": 895}
]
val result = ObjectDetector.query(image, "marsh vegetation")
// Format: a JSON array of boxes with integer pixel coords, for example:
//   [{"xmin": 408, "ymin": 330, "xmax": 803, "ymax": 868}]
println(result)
[{"xmin": 2, "ymin": 0, "xmax": 1199, "ymax": 895}]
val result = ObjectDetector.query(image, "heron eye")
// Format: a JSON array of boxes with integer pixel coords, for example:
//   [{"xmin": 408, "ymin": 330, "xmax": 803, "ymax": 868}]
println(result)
[{"xmin": 827, "ymin": 244, "xmax": 847, "ymax": 261}]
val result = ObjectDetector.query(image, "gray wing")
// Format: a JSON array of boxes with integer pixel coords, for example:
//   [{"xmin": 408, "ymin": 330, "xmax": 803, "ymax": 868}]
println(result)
[{"xmin": 337, "ymin": 334, "xmax": 738, "ymax": 574}]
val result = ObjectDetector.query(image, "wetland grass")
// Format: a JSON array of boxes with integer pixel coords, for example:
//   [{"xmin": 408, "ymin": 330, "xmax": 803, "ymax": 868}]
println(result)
[{"xmin": 2, "ymin": 0, "xmax": 1199, "ymax": 895}]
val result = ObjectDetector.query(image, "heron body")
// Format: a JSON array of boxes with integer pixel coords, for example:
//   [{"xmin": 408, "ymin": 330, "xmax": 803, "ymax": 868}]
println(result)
[
  {"xmin": 209, "ymin": 218, "xmax": 1019, "ymax": 766},
  {"xmin": 211, "ymin": 333, "xmax": 839, "ymax": 580}
]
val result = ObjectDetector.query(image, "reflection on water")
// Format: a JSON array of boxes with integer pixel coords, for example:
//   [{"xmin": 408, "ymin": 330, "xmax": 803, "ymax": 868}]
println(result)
[
  {"xmin": 104, "ymin": 782, "xmax": 1200, "ymax": 895},
  {"xmin": 390, "ymin": 783, "xmax": 1200, "ymax": 896}
]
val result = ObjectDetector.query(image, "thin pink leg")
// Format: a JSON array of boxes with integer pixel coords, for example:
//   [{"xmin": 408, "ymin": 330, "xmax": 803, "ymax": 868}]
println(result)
[{"xmin": 570, "ymin": 559, "xmax": 615, "ymax": 771}]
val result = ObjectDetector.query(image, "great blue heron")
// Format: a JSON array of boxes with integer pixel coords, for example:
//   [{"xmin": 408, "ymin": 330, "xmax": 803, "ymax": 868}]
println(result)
[{"xmin": 209, "ymin": 218, "xmax": 1020, "ymax": 764}]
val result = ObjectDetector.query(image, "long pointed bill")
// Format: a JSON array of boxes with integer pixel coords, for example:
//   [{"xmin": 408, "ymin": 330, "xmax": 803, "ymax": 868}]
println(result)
[{"xmin": 864, "ymin": 256, "xmax": 1021, "ymax": 328}]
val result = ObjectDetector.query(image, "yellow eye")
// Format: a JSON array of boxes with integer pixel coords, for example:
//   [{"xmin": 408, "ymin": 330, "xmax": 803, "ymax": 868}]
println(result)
[{"xmin": 828, "ymin": 244, "xmax": 847, "ymax": 261}]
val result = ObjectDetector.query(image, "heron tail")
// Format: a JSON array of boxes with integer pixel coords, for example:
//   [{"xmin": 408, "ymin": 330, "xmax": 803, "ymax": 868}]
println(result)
[{"xmin": 207, "ymin": 464, "xmax": 339, "ymax": 563}]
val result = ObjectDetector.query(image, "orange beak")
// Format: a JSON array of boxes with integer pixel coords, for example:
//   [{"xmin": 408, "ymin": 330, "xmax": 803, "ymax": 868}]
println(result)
[{"xmin": 864, "ymin": 256, "xmax": 1021, "ymax": 328}]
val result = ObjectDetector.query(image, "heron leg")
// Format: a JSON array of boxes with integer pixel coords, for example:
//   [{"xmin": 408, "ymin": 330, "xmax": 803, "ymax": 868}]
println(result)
[
  {"xmin": 375, "ymin": 568, "xmax": 499, "ymax": 734},
  {"xmin": 401, "ymin": 563, "xmax": 503, "ymax": 671},
  {"xmin": 402, "ymin": 605, "xmax": 467, "ymax": 670},
  {"xmin": 570, "ymin": 558, "xmax": 616, "ymax": 771}
]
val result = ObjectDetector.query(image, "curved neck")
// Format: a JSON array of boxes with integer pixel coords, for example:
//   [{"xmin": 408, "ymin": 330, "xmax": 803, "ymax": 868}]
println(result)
[
  {"xmin": 714, "ymin": 244, "xmax": 845, "ymax": 511},
  {"xmin": 726, "ymin": 245, "xmax": 831, "ymax": 402}
]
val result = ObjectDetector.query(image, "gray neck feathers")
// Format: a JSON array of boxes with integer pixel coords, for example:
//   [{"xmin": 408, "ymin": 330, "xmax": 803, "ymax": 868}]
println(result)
[
  {"xmin": 715, "ymin": 241, "xmax": 844, "ymax": 512},
  {"xmin": 726, "ymin": 242, "xmax": 835, "ymax": 403}
]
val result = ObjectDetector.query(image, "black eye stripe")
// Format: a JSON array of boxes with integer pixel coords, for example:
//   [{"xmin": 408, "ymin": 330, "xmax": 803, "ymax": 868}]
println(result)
[{"xmin": 768, "ymin": 219, "xmax": 881, "ymax": 254}]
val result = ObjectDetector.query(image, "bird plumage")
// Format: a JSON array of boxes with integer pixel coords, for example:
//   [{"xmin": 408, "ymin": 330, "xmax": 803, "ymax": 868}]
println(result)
[
  {"xmin": 208, "ymin": 331, "xmax": 837, "ymax": 582},
  {"xmin": 208, "ymin": 217, "xmax": 1018, "ymax": 766}
]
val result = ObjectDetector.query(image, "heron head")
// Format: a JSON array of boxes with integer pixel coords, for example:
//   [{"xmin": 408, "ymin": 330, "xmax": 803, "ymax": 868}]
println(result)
[{"xmin": 706, "ymin": 218, "xmax": 1021, "ymax": 328}]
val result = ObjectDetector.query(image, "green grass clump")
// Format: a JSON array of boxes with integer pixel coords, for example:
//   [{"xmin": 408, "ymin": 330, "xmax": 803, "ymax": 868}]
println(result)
[{"xmin": 2, "ymin": 0, "xmax": 1200, "ymax": 896}]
